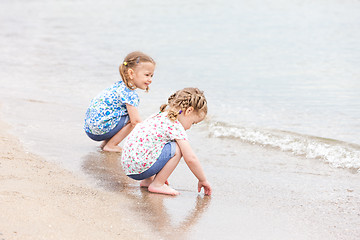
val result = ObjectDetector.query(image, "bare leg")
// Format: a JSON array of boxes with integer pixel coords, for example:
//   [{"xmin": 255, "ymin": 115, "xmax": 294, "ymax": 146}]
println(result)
[
  {"xmin": 103, "ymin": 123, "xmax": 134, "ymax": 152},
  {"xmin": 148, "ymin": 143, "xmax": 182, "ymax": 196},
  {"xmin": 100, "ymin": 140, "xmax": 108, "ymax": 149},
  {"xmin": 140, "ymin": 176, "xmax": 169, "ymax": 188},
  {"xmin": 140, "ymin": 176, "xmax": 154, "ymax": 188}
]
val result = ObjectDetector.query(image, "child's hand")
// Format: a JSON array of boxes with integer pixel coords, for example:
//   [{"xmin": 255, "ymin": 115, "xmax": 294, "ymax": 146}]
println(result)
[{"xmin": 198, "ymin": 180, "xmax": 212, "ymax": 196}]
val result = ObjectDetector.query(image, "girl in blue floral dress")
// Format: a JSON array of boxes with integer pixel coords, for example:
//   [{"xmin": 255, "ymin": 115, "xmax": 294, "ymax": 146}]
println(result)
[{"xmin": 84, "ymin": 51, "xmax": 155, "ymax": 152}]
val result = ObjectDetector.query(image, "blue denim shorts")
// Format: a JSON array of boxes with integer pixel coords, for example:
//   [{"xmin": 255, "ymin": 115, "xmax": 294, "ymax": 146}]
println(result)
[
  {"xmin": 127, "ymin": 141, "xmax": 176, "ymax": 181},
  {"xmin": 86, "ymin": 115, "xmax": 130, "ymax": 141}
]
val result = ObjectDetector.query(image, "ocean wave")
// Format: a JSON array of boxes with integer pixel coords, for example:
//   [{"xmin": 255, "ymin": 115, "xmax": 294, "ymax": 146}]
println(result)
[{"xmin": 208, "ymin": 121, "xmax": 360, "ymax": 172}]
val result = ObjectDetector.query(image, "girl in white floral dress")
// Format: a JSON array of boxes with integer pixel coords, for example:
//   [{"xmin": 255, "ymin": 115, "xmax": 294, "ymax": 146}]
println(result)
[
  {"xmin": 121, "ymin": 88, "xmax": 212, "ymax": 196},
  {"xmin": 84, "ymin": 51, "xmax": 155, "ymax": 152}
]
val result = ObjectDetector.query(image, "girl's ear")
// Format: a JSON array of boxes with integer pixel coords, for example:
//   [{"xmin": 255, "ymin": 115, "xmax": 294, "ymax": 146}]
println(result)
[
  {"xmin": 127, "ymin": 68, "xmax": 135, "ymax": 80},
  {"xmin": 185, "ymin": 106, "xmax": 194, "ymax": 115}
]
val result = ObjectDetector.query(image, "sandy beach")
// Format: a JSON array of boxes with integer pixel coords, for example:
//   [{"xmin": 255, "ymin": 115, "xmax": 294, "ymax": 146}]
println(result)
[
  {"xmin": 2, "ymin": 112, "xmax": 360, "ymax": 240},
  {"xmin": 1, "ymin": 1, "xmax": 360, "ymax": 239},
  {"xmin": 0, "ymin": 119, "xmax": 158, "ymax": 240}
]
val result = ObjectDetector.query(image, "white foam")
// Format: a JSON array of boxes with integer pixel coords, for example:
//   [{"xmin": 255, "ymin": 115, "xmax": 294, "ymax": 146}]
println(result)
[{"xmin": 208, "ymin": 122, "xmax": 360, "ymax": 172}]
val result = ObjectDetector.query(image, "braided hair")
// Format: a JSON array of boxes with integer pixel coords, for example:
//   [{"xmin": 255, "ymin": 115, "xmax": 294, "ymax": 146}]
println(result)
[{"xmin": 160, "ymin": 88, "xmax": 207, "ymax": 121}]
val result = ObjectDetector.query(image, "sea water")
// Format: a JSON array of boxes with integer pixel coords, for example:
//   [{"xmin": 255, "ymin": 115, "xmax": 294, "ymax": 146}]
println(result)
[
  {"xmin": 2, "ymin": 0, "xmax": 358, "ymax": 172},
  {"xmin": 1, "ymin": 0, "xmax": 360, "ymax": 238}
]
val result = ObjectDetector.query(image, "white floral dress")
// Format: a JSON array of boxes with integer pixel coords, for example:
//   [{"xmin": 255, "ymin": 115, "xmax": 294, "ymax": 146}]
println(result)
[{"xmin": 121, "ymin": 112, "xmax": 187, "ymax": 175}]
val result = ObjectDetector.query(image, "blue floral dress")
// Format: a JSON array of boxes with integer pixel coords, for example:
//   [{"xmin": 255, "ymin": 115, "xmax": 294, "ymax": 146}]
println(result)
[{"xmin": 84, "ymin": 81, "xmax": 139, "ymax": 135}]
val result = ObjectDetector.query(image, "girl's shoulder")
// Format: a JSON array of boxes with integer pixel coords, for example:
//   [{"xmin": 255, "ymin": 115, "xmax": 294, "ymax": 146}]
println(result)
[
  {"xmin": 155, "ymin": 112, "xmax": 184, "ymax": 129},
  {"xmin": 114, "ymin": 81, "xmax": 139, "ymax": 97},
  {"xmin": 119, "ymin": 81, "xmax": 137, "ymax": 93},
  {"xmin": 141, "ymin": 111, "xmax": 187, "ymax": 139},
  {"xmin": 143, "ymin": 112, "xmax": 168, "ymax": 124},
  {"xmin": 113, "ymin": 80, "xmax": 126, "ymax": 90}
]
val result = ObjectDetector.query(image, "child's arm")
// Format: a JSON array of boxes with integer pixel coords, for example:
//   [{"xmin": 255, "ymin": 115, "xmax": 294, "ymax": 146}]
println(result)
[
  {"xmin": 176, "ymin": 139, "xmax": 212, "ymax": 196},
  {"xmin": 126, "ymin": 104, "xmax": 142, "ymax": 127}
]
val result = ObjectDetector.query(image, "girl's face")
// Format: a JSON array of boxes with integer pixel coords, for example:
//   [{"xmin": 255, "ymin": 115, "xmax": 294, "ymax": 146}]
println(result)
[
  {"xmin": 129, "ymin": 62, "xmax": 155, "ymax": 90},
  {"xmin": 178, "ymin": 108, "xmax": 206, "ymax": 130}
]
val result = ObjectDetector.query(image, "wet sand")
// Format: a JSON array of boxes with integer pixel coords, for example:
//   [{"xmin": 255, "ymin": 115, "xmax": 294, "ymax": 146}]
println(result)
[
  {"xmin": 0, "ymin": 119, "xmax": 159, "ymax": 240},
  {"xmin": 80, "ymin": 127, "xmax": 360, "ymax": 240},
  {"xmin": 1, "ymin": 108, "xmax": 360, "ymax": 239}
]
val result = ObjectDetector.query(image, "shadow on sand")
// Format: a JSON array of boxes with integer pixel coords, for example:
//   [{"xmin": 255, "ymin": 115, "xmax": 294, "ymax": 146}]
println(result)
[{"xmin": 81, "ymin": 150, "xmax": 211, "ymax": 239}]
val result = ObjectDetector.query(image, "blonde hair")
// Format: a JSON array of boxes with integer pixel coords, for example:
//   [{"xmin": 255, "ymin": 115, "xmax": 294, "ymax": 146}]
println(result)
[
  {"xmin": 119, "ymin": 51, "xmax": 155, "ymax": 90},
  {"xmin": 160, "ymin": 88, "xmax": 208, "ymax": 121}
]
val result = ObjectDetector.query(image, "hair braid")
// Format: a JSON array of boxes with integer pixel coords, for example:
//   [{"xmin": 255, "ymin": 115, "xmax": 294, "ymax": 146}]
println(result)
[
  {"xmin": 167, "ymin": 110, "xmax": 179, "ymax": 121},
  {"xmin": 160, "ymin": 87, "xmax": 207, "ymax": 121},
  {"xmin": 159, "ymin": 92, "xmax": 177, "ymax": 113}
]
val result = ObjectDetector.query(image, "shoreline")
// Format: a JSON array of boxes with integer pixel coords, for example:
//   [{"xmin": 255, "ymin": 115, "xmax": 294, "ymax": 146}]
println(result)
[
  {"xmin": 1, "ymin": 104, "xmax": 360, "ymax": 240},
  {"xmin": 0, "ymin": 119, "xmax": 157, "ymax": 240}
]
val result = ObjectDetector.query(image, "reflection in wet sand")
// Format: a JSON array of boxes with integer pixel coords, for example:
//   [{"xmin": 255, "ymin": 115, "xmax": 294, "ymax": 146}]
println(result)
[
  {"xmin": 81, "ymin": 150, "xmax": 131, "ymax": 192},
  {"xmin": 81, "ymin": 150, "xmax": 211, "ymax": 239}
]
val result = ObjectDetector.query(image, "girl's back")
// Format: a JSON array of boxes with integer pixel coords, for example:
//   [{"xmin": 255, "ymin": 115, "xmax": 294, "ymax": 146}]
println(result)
[
  {"xmin": 121, "ymin": 111, "xmax": 187, "ymax": 175},
  {"xmin": 120, "ymin": 88, "xmax": 212, "ymax": 196}
]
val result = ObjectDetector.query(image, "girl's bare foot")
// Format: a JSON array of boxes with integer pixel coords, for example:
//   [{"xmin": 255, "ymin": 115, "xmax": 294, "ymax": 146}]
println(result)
[
  {"xmin": 100, "ymin": 140, "xmax": 108, "ymax": 149},
  {"xmin": 102, "ymin": 145, "xmax": 122, "ymax": 152},
  {"xmin": 148, "ymin": 183, "xmax": 179, "ymax": 196},
  {"xmin": 141, "ymin": 178, "xmax": 168, "ymax": 188},
  {"xmin": 140, "ymin": 178, "xmax": 153, "ymax": 188}
]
